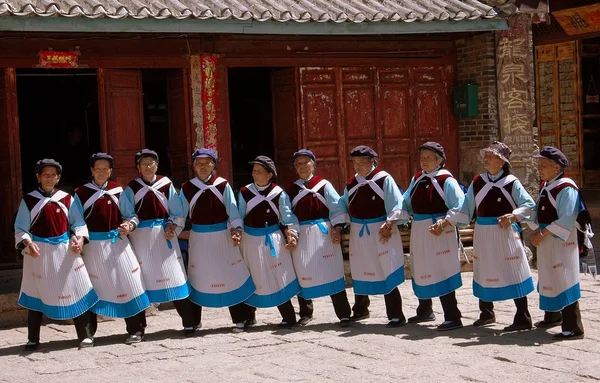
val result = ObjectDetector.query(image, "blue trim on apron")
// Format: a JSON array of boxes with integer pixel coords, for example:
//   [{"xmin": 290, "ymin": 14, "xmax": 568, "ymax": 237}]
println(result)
[
  {"xmin": 413, "ymin": 213, "xmax": 445, "ymax": 223},
  {"xmin": 350, "ymin": 215, "xmax": 386, "ymax": 237},
  {"xmin": 298, "ymin": 277, "xmax": 346, "ymax": 300},
  {"xmin": 477, "ymin": 216, "xmax": 522, "ymax": 232},
  {"xmin": 189, "ymin": 276, "xmax": 256, "ymax": 308},
  {"xmin": 299, "ymin": 218, "xmax": 329, "ymax": 234},
  {"xmin": 245, "ymin": 278, "xmax": 301, "ymax": 308},
  {"xmin": 245, "ymin": 224, "xmax": 280, "ymax": 257},
  {"xmin": 352, "ymin": 266, "xmax": 405, "ymax": 295},
  {"xmin": 89, "ymin": 229, "xmax": 121, "ymax": 244},
  {"xmin": 91, "ymin": 292, "xmax": 151, "ymax": 318},
  {"xmin": 412, "ymin": 272, "xmax": 462, "ymax": 299},
  {"xmin": 473, "ymin": 276, "xmax": 535, "ymax": 302},
  {"xmin": 32, "ymin": 232, "xmax": 69, "ymax": 245},
  {"xmin": 538, "ymin": 282, "xmax": 581, "ymax": 312},
  {"xmin": 145, "ymin": 282, "xmax": 190, "ymax": 304},
  {"xmin": 18, "ymin": 289, "xmax": 99, "ymax": 321},
  {"xmin": 138, "ymin": 218, "xmax": 173, "ymax": 249},
  {"xmin": 191, "ymin": 221, "xmax": 228, "ymax": 233}
]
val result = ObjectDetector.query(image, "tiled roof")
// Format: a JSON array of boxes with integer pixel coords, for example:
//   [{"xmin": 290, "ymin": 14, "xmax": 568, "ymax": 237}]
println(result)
[{"xmin": 0, "ymin": 0, "xmax": 498, "ymax": 22}]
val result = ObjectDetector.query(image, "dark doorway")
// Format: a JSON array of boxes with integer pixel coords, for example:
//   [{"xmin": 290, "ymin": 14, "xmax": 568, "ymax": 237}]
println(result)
[
  {"xmin": 17, "ymin": 69, "xmax": 100, "ymax": 194},
  {"xmin": 142, "ymin": 69, "xmax": 172, "ymax": 179},
  {"xmin": 228, "ymin": 67, "xmax": 284, "ymax": 190},
  {"xmin": 581, "ymin": 38, "xmax": 600, "ymax": 187}
]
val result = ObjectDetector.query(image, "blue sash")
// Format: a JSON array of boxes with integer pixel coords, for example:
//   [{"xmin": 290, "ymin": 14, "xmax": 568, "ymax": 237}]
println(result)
[
  {"xmin": 245, "ymin": 224, "xmax": 280, "ymax": 257},
  {"xmin": 350, "ymin": 215, "xmax": 386, "ymax": 237},
  {"xmin": 192, "ymin": 221, "xmax": 228, "ymax": 233},
  {"xmin": 32, "ymin": 232, "xmax": 69, "ymax": 245},
  {"xmin": 89, "ymin": 229, "xmax": 121, "ymax": 244},
  {"xmin": 138, "ymin": 218, "xmax": 173, "ymax": 249},
  {"xmin": 299, "ymin": 218, "xmax": 328, "ymax": 234}
]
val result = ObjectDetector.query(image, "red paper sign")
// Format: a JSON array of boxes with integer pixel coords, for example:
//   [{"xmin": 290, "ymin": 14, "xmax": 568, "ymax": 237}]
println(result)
[{"xmin": 39, "ymin": 51, "xmax": 79, "ymax": 68}]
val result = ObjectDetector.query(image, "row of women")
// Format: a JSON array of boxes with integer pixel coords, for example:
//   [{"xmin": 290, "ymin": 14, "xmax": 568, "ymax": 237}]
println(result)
[{"xmin": 15, "ymin": 141, "xmax": 587, "ymax": 351}]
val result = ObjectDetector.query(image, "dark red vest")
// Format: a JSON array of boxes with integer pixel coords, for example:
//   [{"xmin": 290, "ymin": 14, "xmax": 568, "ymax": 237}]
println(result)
[
  {"xmin": 181, "ymin": 175, "xmax": 229, "ymax": 225},
  {"xmin": 410, "ymin": 171, "xmax": 452, "ymax": 215},
  {"xmin": 537, "ymin": 176, "xmax": 578, "ymax": 224},
  {"xmin": 346, "ymin": 168, "xmax": 387, "ymax": 219},
  {"xmin": 285, "ymin": 176, "xmax": 330, "ymax": 222},
  {"xmin": 23, "ymin": 189, "xmax": 72, "ymax": 237},
  {"xmin": 75, "ymin": 181, "xmax": 123, "ymax": 232},
  {"xmin": 472, "ymin": 173, "xmax": 515, "ymax": 217},
  {"xmin": 126, "ymin": 175, "xmax": 170, "ymax": 221},
  {"xmin": 240, "ymin": 183, "xmax": 282, "ymax": 228}
]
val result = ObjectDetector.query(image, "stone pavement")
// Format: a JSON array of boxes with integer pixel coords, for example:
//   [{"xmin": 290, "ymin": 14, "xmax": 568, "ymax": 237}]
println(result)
[{"xmin": 0, "ymin": 270, "xmax": 599, "ymax": 383}]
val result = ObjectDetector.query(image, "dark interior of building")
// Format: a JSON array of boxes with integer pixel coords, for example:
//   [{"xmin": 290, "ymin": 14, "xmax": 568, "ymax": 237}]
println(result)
[
  {"xmin": 228, "ymin": 67, "xmax": 278, "ymax": 191},
  {"xmin": 17, "ymin": 69, "xmax": 100, "ymax": 194},
  {"xmin": 581, "ymin": 38, "xmax": 600, "ymax": 177}
]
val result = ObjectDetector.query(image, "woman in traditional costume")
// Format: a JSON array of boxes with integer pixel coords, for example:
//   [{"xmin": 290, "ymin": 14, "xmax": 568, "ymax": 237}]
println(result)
[
  {"xmin": 120, "ymin": 149, "xmax": 190, "ymax": 341},
  {"xmin": 530, "ymin": 146, "xmax": 585, "ymax": 340},
  {"xmin": 74, "ymin": 153, "xmax": 150, "ymax": 345},
  {"xmin": 238, "ymin": 155, "xmax": 300, "ymax": 328},
  {"xmin": 179, "ymin": 148, "xmax": 255, "ymax": 334},
  {"xmin": 286, "ymin": 149, "xmax": 351, "ymax": 327},
  {"xmin": 402, "ymin": 142, "xmax": 464, "ymax": 331},
  {"xmin": 449, "ymin": 141, "xmax": 535, "ymax": 332},
  {"xmin": 341, "ymin": 145, "xmax": 407, "ymax": 327},
  {"xmin": 15, "ymin": 159, "xmax": 97, "ymax": 351}
]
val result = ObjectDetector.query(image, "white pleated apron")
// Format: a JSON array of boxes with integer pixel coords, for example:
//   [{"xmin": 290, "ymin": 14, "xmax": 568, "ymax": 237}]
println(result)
[
  {"xmin": 128, "ymin": 220, "xmax": 189, "ymax": 303},
  {"xmin": 349, "ymin": 216, "xmax": 405, "ymax": 296},
  {"xmin": 292, "ymin": 219, "xmax": 345, "ymax": 299},
  {"xmin": 18, "ymin": 234, "xmax": 99, "ymax": 320},
  {"xmin": 410, "ymin": 215, "xmax": 462, "ymax": 299},
  {"xmin": 537, "ymin": 227, "xmax": 581, "ymax": 311},
  {"xmin": 241, "ymin": 225, "xmax": 300, "ymax": 308},
  {"xmin": 188, "ymin": 222, "xmax": 255, "ymax": 307},
  {"xmin": 472, "ymin": 217, "xmax": 534, "ymax": 301},
  {"xmin": 83, "ymin": 230, "xmax": 150, "ymax": 318}
]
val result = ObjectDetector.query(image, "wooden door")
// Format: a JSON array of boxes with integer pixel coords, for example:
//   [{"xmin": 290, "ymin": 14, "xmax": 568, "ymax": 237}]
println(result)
[
  {"xmin": 167, "ymin": 69, "xmax": 192, "ymax": 183},
  {"xmin": 0, "ymin": 68, "xmax": 22, "ymax": 265},
  {"xmin": 299, "ymin": 64, "xmax": 457, "ymax": 193},
  {"xmin": 535, "ymin": 42, "xmax": 582, "ymax": 184},
  {"xmin": 98, "ymin": 69, "xmax": 145, "ymax": 186},
  {"xmin": 271, "ymin": 68, "xmax": 300, "ymax": 188}
]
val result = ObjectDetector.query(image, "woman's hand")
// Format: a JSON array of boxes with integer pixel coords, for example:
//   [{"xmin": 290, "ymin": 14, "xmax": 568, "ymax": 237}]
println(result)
[
  {"xmin": 230, "ymin": 228, "xmax": 242, "ymax": 247},
  {"xmin": 284, "ymin": 229, "xmax": 298, "ymax": 251},
  {"xmin": 24, "ymin": 240, "xmax": 40, "ymax": 258},
  {"xmin": 498, "ymin": 214, "xmax": 516, "ymax": 230},
  {"xmin": 331, "ymin": 226, "xmax": 342, "ymax": 244},
  {"xmin": 70, "ymin": 236, "xmax": 84, "ymax": 254},
  {"xmin": 118, "ymin": 221, "xmax": 133, "ymax": 236},
  {"xmin": 378, "ymin": 221, "xmax": 393, "ymax": 244},
  {"xmin": 164, "ymin": 223, "xmax": 177, "ymax": 240}
]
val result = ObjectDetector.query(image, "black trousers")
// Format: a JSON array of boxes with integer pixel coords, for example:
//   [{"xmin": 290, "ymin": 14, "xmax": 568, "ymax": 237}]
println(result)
[
  {"xmin": 352, "ymin": 287, "xmax": 405, "ymax": 321},
  {"xmin": 297, "ymin": 290, "xmax": 352, "ymax": 320},
  {"xmin": 542, "ymin": 301, "xmax": 584, "ymax": 334},
  {"xmin": 415, "ymin": 291, "xmax": 462, "ymax": 322},
  {"xmin": 173, "ymin": 298, "xmax": 253, "ymax": 327},
  {"xmin": 28, "ymin": 310, "xmax": 96, "ymax": 343},
  {"xmin": 478, "ymin": 297, "xmax": 532, "ymax": 325},
  {"xmin": 124, "ymin": 310, "xmax": 147, "ymax": 335},
  {"xmin": 234, "ymin": 301, "xmax": 296, "ymax": 324}
]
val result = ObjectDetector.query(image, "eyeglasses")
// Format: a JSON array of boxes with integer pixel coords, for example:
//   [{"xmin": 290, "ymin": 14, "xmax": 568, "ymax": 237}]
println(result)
[
  {"xmin": 294, "ymin": 161, "xmax": 312, "ymax": 168},
  {"xmin": 139, "ymin": 161, "xmax": 157, "ymax": 168}
]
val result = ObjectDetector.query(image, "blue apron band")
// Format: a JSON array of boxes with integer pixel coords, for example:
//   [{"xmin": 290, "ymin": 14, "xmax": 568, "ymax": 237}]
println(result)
[
  {"xmin": 476, "ymin": 216, "xmax": 499, "ymax": 226},
  {"xmin": 32, "ymin": 232, "xmax": 69, "ymax": 245},
  {"xmin": 413, "ymin": 213, "xmax": 445, "ymax": 223},
  {"xmin": 300, "ymin": 218, "xmax": 329, "ymax": 234},
  {"xmin": 138, "ymin": 218, "xmax": 173, "ymax": 248},
  {"xmin": 192, "ymin": 221, "xmax": 228, "ymax": 233},
  {"xmin": 89, "ymin": 229, "xmax": 121, "ymax": 244},
  {"xmin": 245, "ymin": 224, "xmax": 280, "ymax": 257},
  {"xmin": 350, "ymin": 215, "xmax": 386, "ymax": 238}
]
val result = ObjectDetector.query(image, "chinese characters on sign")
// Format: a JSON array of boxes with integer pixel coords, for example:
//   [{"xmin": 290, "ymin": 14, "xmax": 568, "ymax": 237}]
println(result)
[
  {"xmin": 554, "ymin": 4, "xmax": 600, "ymax": 36},
  {"xmin": 39, "ymin": 51, "xmax": 79, "ymax": 68},
  {"xmin": 496, "ymin": 15, "xmax": 535, "ymax": 162}
]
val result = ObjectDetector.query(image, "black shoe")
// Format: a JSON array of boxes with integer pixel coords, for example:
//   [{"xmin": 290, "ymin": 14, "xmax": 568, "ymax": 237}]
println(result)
[
  {"xmin": 298, "ymin": 316, "xmax": 314, "ymax": 326},
  {"xmin": 184, "ymin": 327, "xmax": 196, "ymax": 337},
  {"xmin": 535, "ymin": 320, "xmax": 562, "ymax": 329},
  {"xmin": 386, "ymin": 319, "xmax": 406, "ymax": 328},
  {"xmin": 473, "ymin": 317, "xmax": 496, "ymax": 327},
  {"xmin": 276, "ymin": 321, "xmax": 296, "ymax": 329},
  {"xmin": 24, "ymin": 341, "xmax": 39, "ymax": 351},
  {"xmin": 437, "ymin": 320, "xmax": 463, "ymax": 331},
  {"xmin": 408, "ymin": 313, "xmax": 436, "ymax": 323},
  {"xmin": 339, "ymin": 319, "xmax": 351, "ymax": 328},
  {"xmin": 553, "ymin": 331, "xmax": 584, "ymax": 340},
  {"xmin": 245, "ymin": 318, "xmax": 257, "ymax": 328},
  {"xmin": 350, "ymin": 312, "xmax": 370, "ymax": 321},
  {"xmin": 503, "ymin": 322, "xmax": 532, "ymax": 332}
]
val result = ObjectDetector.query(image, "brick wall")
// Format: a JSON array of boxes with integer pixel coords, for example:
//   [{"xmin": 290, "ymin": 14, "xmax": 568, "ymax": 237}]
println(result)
[{"xmin": 455, "ymin": 32, "xmax": 499, "ymax": 185}]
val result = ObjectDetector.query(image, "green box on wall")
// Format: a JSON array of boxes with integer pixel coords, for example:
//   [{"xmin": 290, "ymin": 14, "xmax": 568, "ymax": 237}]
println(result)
[{"xmin": 453, "ymin": 83, "xmax": 478, "ymax": 118}]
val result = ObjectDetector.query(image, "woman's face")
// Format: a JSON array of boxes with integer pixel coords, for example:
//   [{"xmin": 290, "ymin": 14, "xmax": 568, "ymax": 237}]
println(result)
[
  {"xmin": 482, "ymin": 152, "xmax": 505, "ymax": 175},
  {"xmin": 252, "ymin": 164, "xmax": 273, "ymax": 186},
  {"xmin": 420, "ymin": 150, "xmax": 442, "ymax": 173},
  {"xmin": 137, "ymin": 156, "xmax": 158, "ymax": 180},
  {"xmin": 352, "ymin": 157, "xmax": 374, "ymax": 177},
  {"xmin": 91, "ymin": 159, "xmax": 112, "ymax": 185},
  {"xmin": 294, "ymin": 156, "xmax": 315, "ymax": 180},
  {"xmin": 193, "ymin": 157, "xmax": 215, "ymax": 181}
]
